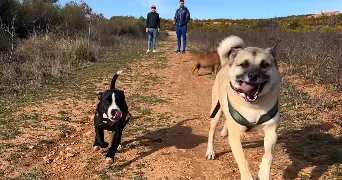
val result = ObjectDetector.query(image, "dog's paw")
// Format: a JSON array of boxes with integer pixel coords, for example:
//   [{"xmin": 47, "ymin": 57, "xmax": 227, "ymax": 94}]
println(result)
[
  {"xmin": 93, "ymin": 146, "xmax": 100, "ymax": 151},
  {"xmin": 99, "ymin": 142, "xmax": 109, "ymax": 148},
  {"xmin": 205, "ymin": 149, "xmax": 216, "ymax": 160},
  {"xmin": 220, "ymin": 129, "xmax": 228, "ymax": 138},
  {"xmin": 257, "ymin": 162, "xmax": 270, "ymax": 180},
  {"xmin": 255, "ymin": 176, "xmax": 267, "ymax": 180},
  {"xmin": 257, "ymin": 171, "xmax": 270, "ymax": 180},
  {"xmin": 117, "ymin": 144, "xmax": 122, "ymax": 151},
  {"xmin": 105, "ymin": 157, "xmax": 114, "ymax": 164}
]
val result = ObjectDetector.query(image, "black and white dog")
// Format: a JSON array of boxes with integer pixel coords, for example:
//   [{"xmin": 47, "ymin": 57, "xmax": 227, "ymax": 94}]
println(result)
[{"xmin": 93, "ymin": 70, "xmax": 131, "ymax": 163}]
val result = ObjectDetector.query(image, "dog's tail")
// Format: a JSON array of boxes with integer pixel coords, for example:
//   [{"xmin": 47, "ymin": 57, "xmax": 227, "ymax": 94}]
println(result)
[
  {"xmin": 217, "ymin": 35, "xmax": 245, "ymax": 66},
  {"xmin": 110, "ymin": 70, "xmax": 123, "ymax": 89}
]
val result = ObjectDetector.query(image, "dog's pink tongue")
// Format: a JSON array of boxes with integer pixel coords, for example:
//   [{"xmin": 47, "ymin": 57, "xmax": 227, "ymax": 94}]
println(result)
[
  {"xmin": 239, "ymin": 82, "xmax": 255, "ymax": 93},
  {"xmin": 114, "ymin": 111, "xmax": 122, "ymax": 120}
]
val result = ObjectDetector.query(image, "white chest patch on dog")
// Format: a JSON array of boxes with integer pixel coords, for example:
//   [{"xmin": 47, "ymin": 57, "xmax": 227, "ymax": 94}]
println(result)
[{"xmin": 107, "ymin": 94, "xmax": 121, "ymax": 119}]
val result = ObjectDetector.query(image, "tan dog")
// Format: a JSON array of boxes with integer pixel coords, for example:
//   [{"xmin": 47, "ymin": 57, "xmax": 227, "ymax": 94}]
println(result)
[
  {"xmin": 191, "ymin": 51, "xmax": 220, "ymax": 76},
  {"xmin": 205, "ymin": 36, "xmax": 281, "ymax": 180}
]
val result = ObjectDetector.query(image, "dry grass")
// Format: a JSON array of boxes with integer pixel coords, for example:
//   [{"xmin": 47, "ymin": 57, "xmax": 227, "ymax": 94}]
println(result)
[{"xmin": 0, "ymin": 35, "xmax": 145, "ymax": 94}]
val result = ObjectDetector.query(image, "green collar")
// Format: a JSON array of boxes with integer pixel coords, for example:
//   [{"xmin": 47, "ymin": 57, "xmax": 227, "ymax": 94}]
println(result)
[{"xmin": 210, "ymin": 97, "xmax": 279, "ymax": 131}]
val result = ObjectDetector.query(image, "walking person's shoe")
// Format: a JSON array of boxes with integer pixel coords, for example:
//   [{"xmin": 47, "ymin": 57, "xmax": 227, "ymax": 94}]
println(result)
[
  {"xmin": 152, "ymin": 49, "xmax": 157, "ymax": 53},
  {"xmin": 182, "ymin": 50, "xmax": 186, "ymax": 54},
  {"xmin": 175, "ymin": 50, "xmax": 181, "ymax": 53},
  {"xmin": 146, "ymin": 49, "xmax": 150, "ymax": 53}
]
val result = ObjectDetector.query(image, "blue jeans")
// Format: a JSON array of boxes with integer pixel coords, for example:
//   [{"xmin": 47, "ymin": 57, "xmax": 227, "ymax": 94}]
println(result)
[
  {"xmin": 176, "ymin": 25, "xmax": 187, "ymax": 52},
  {"xmin": 147, "ymin": 28, "xmax": 157, "ymax": 50}
]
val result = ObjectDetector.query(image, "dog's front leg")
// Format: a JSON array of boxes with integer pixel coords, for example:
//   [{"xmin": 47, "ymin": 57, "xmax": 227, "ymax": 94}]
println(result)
[
  {"xmin": 228, "ymin": 125, "xmax": 253, "ymax": 180},
  {"xmin": 257, "ymin": 123, "xmax": 278, "ymax": 180},
  {"xmin": 93, "ymin": 126, "xmax": 108, "ymax": 150},
  {"xmin": 105, "ymin": 128, "xmax": 123, "ymax": 164},
  {"xmin": 206, "ymin": 108, "xmax": 222, "ymax": 159}
]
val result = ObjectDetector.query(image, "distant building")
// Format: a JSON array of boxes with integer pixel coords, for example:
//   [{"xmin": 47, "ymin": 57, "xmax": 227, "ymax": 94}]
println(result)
[{"xmin": 310, "ymin": 10, "xmax": 340, "ymax": 18}]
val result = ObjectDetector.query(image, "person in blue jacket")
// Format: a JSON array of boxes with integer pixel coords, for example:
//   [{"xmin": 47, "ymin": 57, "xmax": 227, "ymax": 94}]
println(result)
[{"xmin": 174, "ymin": 0, "xmax": 190, "ymax": 54}]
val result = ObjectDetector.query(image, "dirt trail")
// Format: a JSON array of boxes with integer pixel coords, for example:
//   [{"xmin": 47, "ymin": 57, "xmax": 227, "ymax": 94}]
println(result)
[{"xmin": 2, "ymin": 32, "xmax": 341, "ymax": 180}]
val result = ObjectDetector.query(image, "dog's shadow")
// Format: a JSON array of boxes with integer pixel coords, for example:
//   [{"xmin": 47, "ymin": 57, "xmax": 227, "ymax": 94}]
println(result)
[
  {"xmin": 279, "ymin": 123, "xmax": 342, "ymax": 179},
  {"xmin": 241, "ymin": 123, "xmax": 342, "ymax": 179},
  {"xmin": 118, "ymin": 118, "xmax": 207, "ymax": 167}
]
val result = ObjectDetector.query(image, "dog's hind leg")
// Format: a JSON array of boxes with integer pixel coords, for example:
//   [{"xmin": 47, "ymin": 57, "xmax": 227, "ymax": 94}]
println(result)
[
  {"xmin": 191, "ymin": 63, "xmax": 200, "ymax": 76},
  {"xmin": 211, "ymin": 66, "xmax": 215, "ymax": 74},
  {"xmin": 214, "ymin": 64, "xmax": 219, "ymax": 75},
  {"xmin": 228, "ymin": 124, "xmax": 253, "ymax": 180},
  {"xmin": 220, "ymin": 120, "xmax": 228, "ymax": 138},
  {"xmin": 257, "ymin": 120, "xmax": 279, "ymax": 180}
]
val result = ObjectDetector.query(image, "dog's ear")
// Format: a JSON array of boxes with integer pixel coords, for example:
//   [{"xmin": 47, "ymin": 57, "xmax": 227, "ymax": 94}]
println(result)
[
  {"xmin": 98, "ymin": 92, "xmax": 102, "ymax": 100},
  {"xmin": 267, "ymin": 39, "xmax": 281, "ymax": 57},
  {"xmin": 226, "ymin": 47, "xmax": 242, "ymax": 61}
]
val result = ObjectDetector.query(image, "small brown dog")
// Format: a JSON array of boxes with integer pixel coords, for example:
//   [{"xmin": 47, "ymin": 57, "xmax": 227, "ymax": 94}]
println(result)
[{"xmin": 191, "ymin": 51, "xmax": 220, "ymax": 76}]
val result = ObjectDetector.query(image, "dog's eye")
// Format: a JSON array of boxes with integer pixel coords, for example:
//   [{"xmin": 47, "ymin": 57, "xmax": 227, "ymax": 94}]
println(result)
[
  {"xmin": 238, "ymin": 61, "xmax": 249, "ymax": 68},
  {"xmin": 104, "ymin": 100, "xmax": 110, "ymax": 104},
  {"xmin": 260, "ymin": 61, "xmax": 270, "ymax": 68}
]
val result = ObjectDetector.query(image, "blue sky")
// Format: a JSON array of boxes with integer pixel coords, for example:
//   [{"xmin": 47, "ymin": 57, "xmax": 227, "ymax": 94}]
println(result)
[{"xmin": 58, "ymin": 0, "xmax": 342, "ymax": 20}]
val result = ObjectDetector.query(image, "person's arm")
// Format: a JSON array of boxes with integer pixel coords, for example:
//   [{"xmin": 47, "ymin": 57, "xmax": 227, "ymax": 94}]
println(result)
[
  {"xmin": 157, "ymin": 13, "xmax": 160, "ymax": 31},
  {"xmin": 173, "ymin": 10, "xmax": 178, "ymax": 25},
  {"xmin": 146, "ymin": 13, "xmax": 150, "ymax": 32},
  {"xmin": 185, "ymin": 9, "xmax": 190, "ymax": 24}
]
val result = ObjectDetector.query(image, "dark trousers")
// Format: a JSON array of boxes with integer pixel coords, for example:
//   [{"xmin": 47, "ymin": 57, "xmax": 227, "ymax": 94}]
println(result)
[{"xmin": 176, "ymin": 25, "xmax": 187, "ymax": 52}]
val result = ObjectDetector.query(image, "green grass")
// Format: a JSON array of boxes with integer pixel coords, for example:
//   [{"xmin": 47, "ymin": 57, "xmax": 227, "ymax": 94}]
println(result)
[
  {"xmin": 128, "ymin": 94, "xmax": 167, "ymax": 105},
  {"xmin": 133, "ymin": 176, "xmax": 147, "ymax": 180},
  {"xmin": 57, "ymin": 116, "xmax": 73, "ymax": 122},
  {"xmin": 39, "ymin": 139, "xmax": 55, "ymax": 145},
  {"xmin": 0, "ymin": 143, "xmax": 15, "ymax": 150},
  {"xmin": 5, "ymin": 152, "xmax": 21, "ymax": 163},
  {"xmin": 56, "ymin": 124, "xmax": 74, "ymax": 138},
  {"xmin": 0, "ymin": 122, "xmax": 21, "ymax": 140},
  {"xmin": 19, "ymin": 114, "xmax": 40, "ymax": 121},
  {"xmin": 94, "ymin": 164, "xmax": 129, "ymax": 179},
  {"xmin": 0, "ymin": 46, "xmax": 145, "ymax": 122},
  {"xmin": 136, "ymin": 163, "xmax": 146, "ymax": 170},
  {"xmin": 17, "ymin": 144, "xmax": 29, "ymax": 152},
  {"xmin": 20, "ymin": 168, "xmax": 48, "ymax": 180}
]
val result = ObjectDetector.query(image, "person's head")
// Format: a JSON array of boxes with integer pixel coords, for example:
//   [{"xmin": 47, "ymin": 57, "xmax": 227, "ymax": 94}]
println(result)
[
  {"xmin": 151, "ymin": 5, "xmax": 156, "ymax": 12},
  {"xmin": 179, "ymin": 0, "xmax": 184, "ymax": 8}
]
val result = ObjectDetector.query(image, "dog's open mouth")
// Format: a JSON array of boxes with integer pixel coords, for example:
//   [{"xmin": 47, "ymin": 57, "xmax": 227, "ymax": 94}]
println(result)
[
  {"xmin": 110, "ymin": 109, "xmax": 122, "ymax": 122},
  {"xmin": 231, "ymin": 80, "xmax": 268, "ymax": 103}
]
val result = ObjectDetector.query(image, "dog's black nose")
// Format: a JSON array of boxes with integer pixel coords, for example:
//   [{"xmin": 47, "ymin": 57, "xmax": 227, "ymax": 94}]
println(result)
[{"xmin": 248, "ymin": 71, "xmax": 260, "ymax": 82}]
